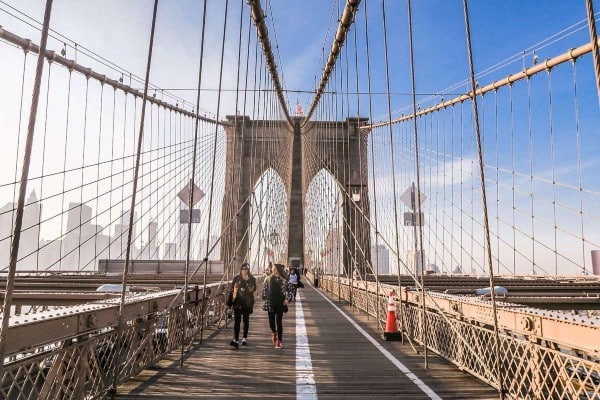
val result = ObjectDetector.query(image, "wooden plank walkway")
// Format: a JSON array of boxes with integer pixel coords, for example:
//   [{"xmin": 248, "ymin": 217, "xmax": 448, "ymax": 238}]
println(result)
[{"xmin": 116, "ymin": 282, "xmax": 499, "ymax": 399}]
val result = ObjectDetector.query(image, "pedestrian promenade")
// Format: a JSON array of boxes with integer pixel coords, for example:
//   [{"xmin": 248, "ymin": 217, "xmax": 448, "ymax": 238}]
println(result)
[{"xmin": 116, "ymin": 282, "xmax": 498, "ymax": 399}]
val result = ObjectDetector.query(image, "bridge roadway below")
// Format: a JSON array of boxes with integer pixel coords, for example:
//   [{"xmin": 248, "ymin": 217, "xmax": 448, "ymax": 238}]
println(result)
[{"xmin": 116, "ymin": 282, "xmax": 498, "ymax": 399}]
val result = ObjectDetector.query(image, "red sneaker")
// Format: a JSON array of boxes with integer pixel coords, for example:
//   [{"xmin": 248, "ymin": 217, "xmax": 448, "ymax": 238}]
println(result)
[
  {"xmin": 275, "ymin": 340, "xmax": 283, "ymax": 349},
  {"xmin": 271, "ymin": 332, "xmax": 277, "ymax": 344}
]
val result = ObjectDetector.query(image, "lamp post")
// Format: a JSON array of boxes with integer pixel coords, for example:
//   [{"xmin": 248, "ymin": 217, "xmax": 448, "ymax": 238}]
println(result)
[
  {"xmin": 266, "ymin": 230, "xmax": 279, "ymax": 268},
  {"xmin": 269, "ymin": 230, "xmax": 279, "ymax": 246},
  {"xmin": 351, "ymin": 186, "xmax": 361, "ymax": 202}
]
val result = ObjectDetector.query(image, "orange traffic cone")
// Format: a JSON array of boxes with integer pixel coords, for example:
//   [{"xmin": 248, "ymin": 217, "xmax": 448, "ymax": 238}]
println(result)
[{"xmin": 383, "ymin": 291, "xmax": 402, "ymax": 341}]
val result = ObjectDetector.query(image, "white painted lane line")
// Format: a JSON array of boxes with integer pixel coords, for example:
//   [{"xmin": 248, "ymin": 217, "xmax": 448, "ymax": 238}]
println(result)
[
  {"xmin": 295, "ymin": 292, "xmax": 318, "ymax": 400},
  {"xmin": 314, "ymin": 289, "xmax": 443, "ymax": 400}
]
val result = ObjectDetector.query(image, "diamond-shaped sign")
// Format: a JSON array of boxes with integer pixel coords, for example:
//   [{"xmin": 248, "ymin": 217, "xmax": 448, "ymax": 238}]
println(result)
[
  {"xmin": 400, "ymin": 186, "xmax": 426, "ymax": 211},
  {"xmin": 177, "ymin": 182, "xmax": 205, "ymax": 208}
]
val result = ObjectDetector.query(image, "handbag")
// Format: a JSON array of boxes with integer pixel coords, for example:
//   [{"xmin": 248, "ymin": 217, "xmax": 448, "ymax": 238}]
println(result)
[{"xmin": 283, "ymin": 304, "xmax": 288, "ymax": 313}]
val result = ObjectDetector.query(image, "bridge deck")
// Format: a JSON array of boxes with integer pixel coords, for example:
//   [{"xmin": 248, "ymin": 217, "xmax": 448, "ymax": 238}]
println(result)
[{"xmin": 116, "ymin": 283, "xmax": 498, "ymax": 399}]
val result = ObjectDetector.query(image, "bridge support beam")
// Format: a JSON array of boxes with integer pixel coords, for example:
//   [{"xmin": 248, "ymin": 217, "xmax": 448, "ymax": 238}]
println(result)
[
  {"xmin": 288, "ymin": 118, "xmax": 304, "ymax": 270},
  {"xmin": 303, "ymin": 117, "xmax": 372, "ymax": 277},
  {"xmin": 220, "ymin": 116, "xmax": 291, "ymax": 272},
  {"xmin": 220, "ymin": 115, "xmax": 372, "ymax": 277},
  {"xmin": 340, "ymin": 119, "xmax": 371, "ymax": 278}
]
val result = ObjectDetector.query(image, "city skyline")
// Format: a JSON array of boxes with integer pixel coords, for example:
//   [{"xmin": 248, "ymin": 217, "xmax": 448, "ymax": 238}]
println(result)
[{"xmin": 0, "ymin": 190, "xmax": 220, "ymax": 271}]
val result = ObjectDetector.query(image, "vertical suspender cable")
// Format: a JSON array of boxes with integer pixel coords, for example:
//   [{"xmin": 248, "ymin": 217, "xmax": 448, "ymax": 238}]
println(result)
[
  {"xmin": 207, "ymin": 0, "xmax": 233, "ymax": 335},
  {"xmin": 78, "ymin": 77, "xmax": 90, "ymax": 269},
  {"xmin": 58, "ymin": 70, "xmax": 73, "ymax": 269},
  {"xmin": 108, "ymin": 87, "xmax": 117, "ymax": 260},
  {"xmin": 461, "ymin": 0, "xmax": 503, "ymax": 397},
  {"xmin": 231, "ymin": 0, "xmax": 247, "ymax": 266},
  {"xmin": 205, "ymin": 0, "xmax": 229, "ymax": 269},
  {"xmin": 353, "ymin": 13, "xmax": 370, "ymax": 318},
  {"xmin": 342, "ymin": 34, "xmax": 353, "ymax": 307},
  {"xmin": 493, "ymin": 90, "xmax": 500, "ymax": 274},
  {"xmin": 37, "ymin": 60, "xmax": 53, "ymax": 270},
  {"xmin": 94, "ymin": 81, "xmax": 105, "ymax": 268},
  {"xmin": 526, "ymin": 78, "xmax": 535, "ymax": 275},
  {"xmin": 571, "ymin": 61, "xmax": 587, "ymax": 275},
  {"xmin": 248, "ymin": 32, "xmax": 263, "ymax": 263},
  {"xmin": 9, "ymin": 50, "xmax": 29, "ymax": 257},
  {"xmin": 363, "ymin": 0, "xmax": 383, "ymax": 329},
  {"xmin": 112, "ymin": 0, "xmax": 159, "ymax": 395},
  {"xmin": 547, "ymin": 72, "xmax": 559, "ymax": 274},
  {"xmin": 585, "ymin": 0, "xmax": 600, "ymax": 106},
  {"xmin": 334, "ymin": 59, "xmax": 342, "ymax": 300},
  {"xmin": 381, "ymin": 0, "xmax": 403, "ymax": 336},
  {"xmin": 406, "ymin": 0, "xmax": 430, "ymax": 368},
  {"xmin": 182, "ymin": 0, "xmax": 208, "ymax": 365},
  {"xmin": 509, "ymin": 87, "xmax": 516, "ymax": 275},
  {"xmin": 0, "ymin": 0, "xmax": 53, "ymax": 373}
]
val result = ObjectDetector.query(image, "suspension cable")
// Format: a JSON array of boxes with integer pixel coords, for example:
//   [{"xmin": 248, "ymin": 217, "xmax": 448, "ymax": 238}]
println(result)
[
  {"xmin": 365, "ymin": 38, "xmax": 600, "ymax": 130},
  {"xmin": 461, "ymin": 0, "xmax": 504, "ymax": 396},
  {"xmin": 303, "ymin": 0, "xmax": 361, "ymax": 127},
  {"xmin": 381, "ymin": 0, "xmax": 403, "ymax": 331},
  {"xmin": 205, "ymin": 0, "xmax": 229, "ymax": 269},
  {"xmin": 0, "ymin": 26, "xmax": 220, "ymax": 125},
  {"xmin": 36, "ymin": 59, "xmax": 53, "ymax": 270},
  {"xmin": 0, "ymin": 0, "xmax": 53, "ymax": 373},
  {"xmin": 112, "ymin": 0, "xmax": 159, "ymax": 395},
  {"xmin": 247, "ymin": 0, "xmax": 292, "ymax": 128},
  {"xmin": 406, "ymin": 0, "xmax": 430, "ymax": 368},
  {"xmin": 362, "ymin": 0, "xmax": 383, "ymax": 330},
  {"xmin": 181, "ymin": 0, "xmax": 208, "ymax": 366}
]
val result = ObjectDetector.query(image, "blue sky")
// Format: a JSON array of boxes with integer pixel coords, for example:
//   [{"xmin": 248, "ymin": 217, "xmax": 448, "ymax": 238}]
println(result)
[
  {"xmin": 1, "ymin": 1, "xmax": 594, "ymax": 115},
  {"xmin": 1, "ymin": 1, "xmax": 598, "ymax": 274}
]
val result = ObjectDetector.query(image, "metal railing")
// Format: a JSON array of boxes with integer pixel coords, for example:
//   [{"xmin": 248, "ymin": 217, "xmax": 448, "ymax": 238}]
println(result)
[
  {"xmin": 321, "ymin": 276, "xmax": 600, "ymax": 400},
  {"xmin": 0, "ymin": 282, "xmax": 229, "ymax": 400}
]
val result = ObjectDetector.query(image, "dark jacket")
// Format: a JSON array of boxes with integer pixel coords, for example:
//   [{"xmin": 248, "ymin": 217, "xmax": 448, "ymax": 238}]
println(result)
[
  {"xmin": 261, "ymin": 275, "xmax": 291, "ymax": 313},
  {"xmin": 230, "ymin": 274, "xmax": 257, "ymax": 314}
]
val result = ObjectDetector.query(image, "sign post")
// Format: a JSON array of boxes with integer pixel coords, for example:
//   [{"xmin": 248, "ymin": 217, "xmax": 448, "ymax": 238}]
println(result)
[
  {"xmin": 400, "ymin": 182, "xmax": 426, "ymax": 226},
  {"xmin": 177, "ymin": 181, "xmax": 205, "ymax": 223}
]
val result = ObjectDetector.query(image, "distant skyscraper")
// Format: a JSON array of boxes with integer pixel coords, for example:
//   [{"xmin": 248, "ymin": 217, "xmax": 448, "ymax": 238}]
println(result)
[
  {"xmin": 20, "ymin": 192, "xmax": 42, "ymax": 270},
  {"xmin": 62, "ymin": 202, "xmax": 92, "ymax": 270},
  {"xmin": 164, "ymin": 242, "xmax": 177, "ymax": 260},
  {"xmin": 113, "ymin": 210, "xmax": 137, "ymax": 245},
  {"xmin": 141, "ymin": 220, "xmax": 158, "ymax": 259},
  {"xmin": 371, "ymin": 244, "xmax": 390, "ymax": 274},
  {"xmin": 407, "ymin": 249, "xmax": 426, "ymax": 275},
  {"xmin": 0, "ymin": 201, "xmax": 16, "ymax": 266},
  {"xmin": 148, "ymin": 221, "xmax": 157, "ymax": 248},
  {"xmin": 209, "ymin": 234, "xmax": 220, "ymax": 259},
  {"xmin": 110, "ymin": 209, "xmax": 138, "ymax": 261},
  {"xmin": 62, "ymin": 202, "xmax": 109, "ymax": 271},
  {"xmin": 198, "ymin": 234, "xmax": 221, "ymax": 260},
  {"xmin": 0, "ymin": 192, "xmax": 42, "ymax": 270},
  {"xmin": 38, "ymin": 238, "xmax": 62, "ymax": 270}
]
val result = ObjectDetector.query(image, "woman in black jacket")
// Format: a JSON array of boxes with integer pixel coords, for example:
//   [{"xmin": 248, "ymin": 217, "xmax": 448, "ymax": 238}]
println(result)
[
  {"xmin": 261, "ymin": 263, "xmax": 291, "ymax": 349},
  {"xmin": 229, "ymin": 263, "xmax": 257, "ymax": 348}
]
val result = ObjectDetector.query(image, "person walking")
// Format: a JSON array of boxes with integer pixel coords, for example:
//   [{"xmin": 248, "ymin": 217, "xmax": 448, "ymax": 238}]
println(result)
[
  {"xmin": 288, "ymin": 267, "xmax": 299, "ymax": 301},
  {"xmin": 228, "ymin": 262, "xmax": 257, "ymax": 349},
  {"xmin": 261, "ymin": 263, "xmax": 291, "ymax": 349}
]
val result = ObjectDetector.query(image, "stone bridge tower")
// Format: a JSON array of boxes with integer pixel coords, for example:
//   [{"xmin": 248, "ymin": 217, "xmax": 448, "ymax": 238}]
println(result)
[{"xmin": 220, "ymin": 115, "xmax": 371, "ymax": 276}]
